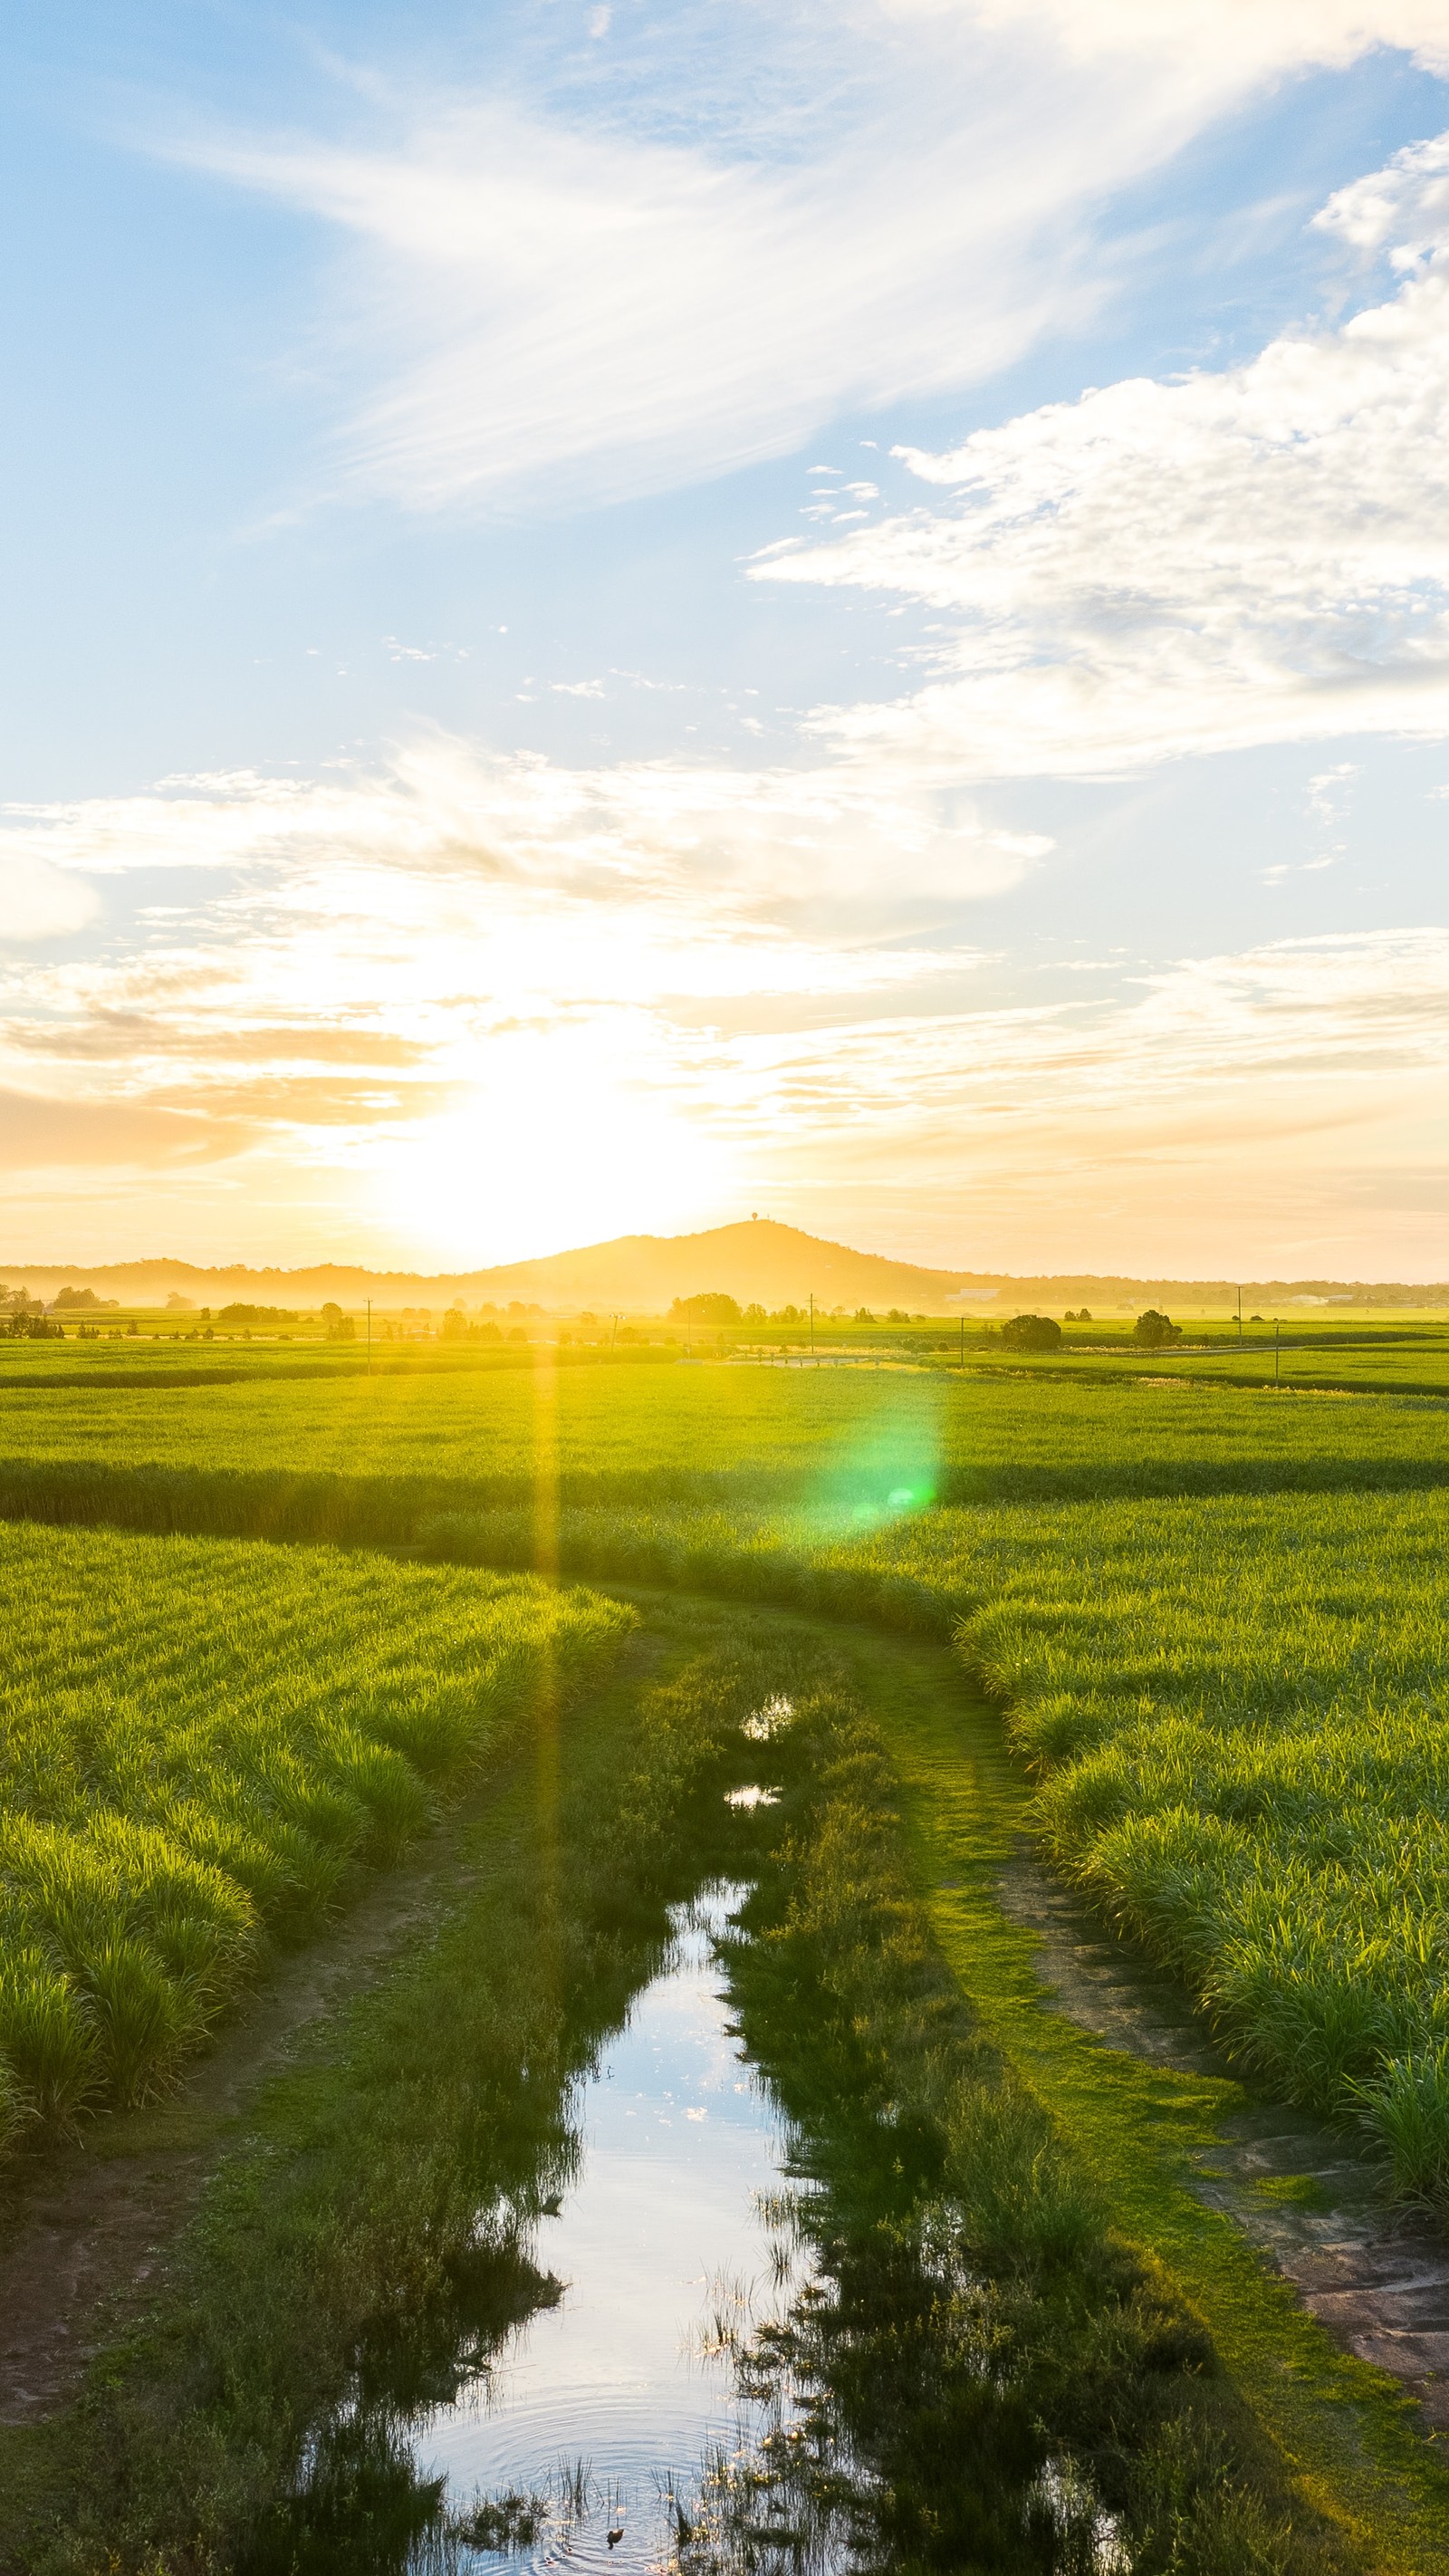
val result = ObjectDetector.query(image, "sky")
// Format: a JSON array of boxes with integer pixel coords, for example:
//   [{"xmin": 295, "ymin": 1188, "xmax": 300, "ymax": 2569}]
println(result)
[{"xmin": 3, "ymin": 0, "xmax": 1449, "ymax": 1278}]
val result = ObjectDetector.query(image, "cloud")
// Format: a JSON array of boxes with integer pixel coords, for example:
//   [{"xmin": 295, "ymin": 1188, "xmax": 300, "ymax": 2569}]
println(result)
[
  {"xmin": 148, "ymin": 4, "xmax": 1447, "ymax": 512},
  {"xmin": 961, "ymin": 1, "xmax": 1449, "ymax": 82},
  {"xmin": 0, "ymin": 855, "xmax": 100, "ymax": 944},
  {"xmin": 2, "ymin": 735, "xmax": 1043, "ymax": 928},
  {"xmin": 755, "ymin": 133, "xmax": 1449, "ymax": 776},
  {"xmin": 4, "ymin": 742, "xmax": 1445, "ymax": 1270},
  {"xmin": 0, "ymin": 1087, "xmax": 244, "ymax": 1174}
]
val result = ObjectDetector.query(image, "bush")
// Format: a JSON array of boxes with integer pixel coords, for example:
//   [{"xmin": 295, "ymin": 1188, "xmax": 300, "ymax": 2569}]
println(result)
[
  {"xmin": 1133, "ymin": 1309, "xmax": 1183, "ymax": 1347},
  {"xmin": 669, "ymin": 1293, "xmax": 742, "ymax": 1325},
  {"xmin": 1001, "ymin": 1314, "xmax": 1062, "ymax": 1351}
]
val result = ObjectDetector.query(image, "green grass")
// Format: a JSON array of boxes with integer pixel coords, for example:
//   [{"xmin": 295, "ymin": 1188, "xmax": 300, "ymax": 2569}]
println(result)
[
  {"xmin": 857, "ymin": 1637, "xmax": 1449, "ymax": 2574},
  {"xmin": 0, "ymin": 1521, "xmax": 631, "ymax": 2132},
  {"xmin": 9, "ymin": 1360, "xmax": 1440, "ymax": 2184},
  {"xmin": 418, "ymin": 1485, "xmax": 1449, "ymax": 2196},
  {"xmin": 4, "ymin": 1361, "xmax": 1449, "ymax": 1543},
  {"xmin": 3, "ymin": 1603, "xmax": 1386, "ymax": 2576}
]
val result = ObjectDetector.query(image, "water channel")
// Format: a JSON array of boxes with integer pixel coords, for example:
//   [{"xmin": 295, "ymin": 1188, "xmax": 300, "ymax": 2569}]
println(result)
[{"xmin": 405, "ymin": 1880, "xmax": 800, "ymax": 2574}]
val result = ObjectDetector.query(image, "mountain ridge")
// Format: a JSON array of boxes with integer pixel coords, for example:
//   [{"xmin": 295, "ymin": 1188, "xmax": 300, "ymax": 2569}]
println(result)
[{"xmin": 3, "ymin": 1218, "xmax": 1444, "ymax": 1310}]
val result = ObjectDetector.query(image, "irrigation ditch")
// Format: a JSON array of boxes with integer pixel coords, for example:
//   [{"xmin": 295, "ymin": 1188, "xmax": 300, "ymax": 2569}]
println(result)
[{"xmin": 1, "ymin": 1560, "xmax": 1448, "ymax": 2571}]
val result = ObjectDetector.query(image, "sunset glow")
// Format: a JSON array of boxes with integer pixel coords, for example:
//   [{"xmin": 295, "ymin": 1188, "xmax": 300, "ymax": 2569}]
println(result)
[{"xmin": 4, "ymin": 7, "xmax": 1449, "ymax": 1274}]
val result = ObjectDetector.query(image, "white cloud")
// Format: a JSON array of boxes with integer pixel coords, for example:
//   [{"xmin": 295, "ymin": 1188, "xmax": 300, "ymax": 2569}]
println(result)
[
  {"xmin": 0, "ymin": 737, "xmax": 1043, "ymax": 928},
  {"xmin": 755, "ymin": 133, "xmax": 1449, "ymax": 776},
  {"xmin": 0, "ymin": 855, "xmax": 100, "ymax": 944},
  {"xmin": 2, "ymin": 749, "xmax": 1444, "ymax": 1268},
  {"xmin": 149, "ymin": 5, "xmax": 1447, "ymax": 512},
  {"xmin": 960, "ymin": 1, "xmax": 1449, "ymax": 82}
]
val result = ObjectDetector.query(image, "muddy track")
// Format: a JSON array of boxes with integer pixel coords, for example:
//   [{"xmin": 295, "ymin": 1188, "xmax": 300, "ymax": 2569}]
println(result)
[{"xmin": 997, "ymin": 1848, "xmax": 1449, "ymax": 2433}]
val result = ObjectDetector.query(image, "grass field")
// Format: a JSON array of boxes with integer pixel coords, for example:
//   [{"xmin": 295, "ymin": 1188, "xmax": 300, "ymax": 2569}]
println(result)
[
  {"xmin": 415, "ymin": 1479, "xmax": 1449, "ymax": 2192},
  {"xmin": 5, "ymin": 1336, "xmax": 1449, "ymax": 2563},
  {"xmin": 3, "ymin": 1360, "xmax": 1449, "ymax": 1534},
  {"xmin": 0, "ymin": 1522, "xmax": 630, "ymax": 2135}
]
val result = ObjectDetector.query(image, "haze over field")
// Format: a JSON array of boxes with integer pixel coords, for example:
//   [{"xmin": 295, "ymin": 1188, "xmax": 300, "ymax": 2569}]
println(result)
[{"xmin": 3, "ymin": 5, "xmax": 1449, "ymax": 1274}]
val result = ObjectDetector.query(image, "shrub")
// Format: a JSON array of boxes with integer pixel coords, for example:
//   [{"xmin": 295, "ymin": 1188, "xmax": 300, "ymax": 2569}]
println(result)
[
  {"xmin": 1001, "ymin": 1314, "xmax": 1062, "ymax": 1351},
  {"xmin": 1133, "ymin": 1309, "xmax": 1183, "ymax": 1347}
]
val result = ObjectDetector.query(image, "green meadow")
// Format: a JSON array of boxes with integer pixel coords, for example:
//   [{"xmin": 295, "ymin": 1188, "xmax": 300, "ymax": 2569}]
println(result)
[{"xmin": 4, "ymin": 1328, "xmax": 1449, "ymax": 2569}]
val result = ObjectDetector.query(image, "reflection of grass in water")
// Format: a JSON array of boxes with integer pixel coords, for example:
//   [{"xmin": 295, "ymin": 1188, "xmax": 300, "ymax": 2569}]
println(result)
[{"xmin": 450, "ymin": 2456, "xmax": 595, "ymax": 2553}]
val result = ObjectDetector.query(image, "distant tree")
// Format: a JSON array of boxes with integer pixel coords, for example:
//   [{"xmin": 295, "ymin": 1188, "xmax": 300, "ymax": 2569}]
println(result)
[
  {"xmin": 1002, "ymin": 1313, "xmax": 1062, "ymax": 1351},
  {"xmin": 440, "ymin": 1307, "xmax": 468, "ymax": 1341},
  {"xmin": 218, "ymin": 1302, "xmax": 298, "ymax": 1326},
  {"xmin": 772, "ymin": 1304, "xmax": 802, "ymax": 1325},
  {"xmin": 165, "ymin": 1293, "xmax": 195, "ymax": 1313},
  {"xmin": 1132, "ymin": 1310, "xmax": 1183, "ymax": 1348},
  {"xmin": 53, "ymin": 1285, "xmax": 113, "ymax": 1311},
  {"xmin": 887, "ymin": 1307, "xmax": 907, "ymax": 1323},
  {"xmin": 670, "ymin": 1293, "xmax": 743, "ymax": 1325},
  {"xmin": 855, "ymin": 1307, "xmax": 873, "ymax": 1323},
  {"xmin": 743, "ymin": 1302, "xmax": 767, "ymax": 1323}
]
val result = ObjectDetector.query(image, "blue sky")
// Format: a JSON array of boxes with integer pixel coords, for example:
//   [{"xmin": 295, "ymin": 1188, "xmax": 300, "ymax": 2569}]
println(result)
[{"xmin": 4, "ymin": 3, "xmax": 1449, "ymax": 1274}]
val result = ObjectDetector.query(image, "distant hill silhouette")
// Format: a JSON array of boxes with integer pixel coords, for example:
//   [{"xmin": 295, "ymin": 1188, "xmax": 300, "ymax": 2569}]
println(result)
[
  {"xmin": 4, "ymin": 1221, "xmax": 1444, "ymax": 1312},
  {"xmin": 462, "ymin": 1218, "xmax": 964, "ymax": 1309}
]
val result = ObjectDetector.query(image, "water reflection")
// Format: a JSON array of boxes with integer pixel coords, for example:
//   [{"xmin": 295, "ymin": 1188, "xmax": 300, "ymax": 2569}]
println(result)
[{"xmin": 410, "ymin": 1883, "xmax": 790, "ymax": 2575}]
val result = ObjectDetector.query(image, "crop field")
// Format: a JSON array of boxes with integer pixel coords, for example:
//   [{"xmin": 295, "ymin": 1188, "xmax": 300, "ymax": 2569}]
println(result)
[
  {"xmin": 5, "ymin": 1331, "xmax": 1449, "ymax": 2567},
  {"xmin": 0, "ymin": 1520, "xmax": 630, "ymax": 2136},
  {"xmin": 3, "ymin": 1356, "xmax": 1449, "ymax": 1533}
]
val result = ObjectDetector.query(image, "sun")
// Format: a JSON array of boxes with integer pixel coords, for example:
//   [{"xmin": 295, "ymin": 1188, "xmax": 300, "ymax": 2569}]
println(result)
[{"xmin": 361, "ymin": 1030, "xmax": 735, "ymax": 1269}]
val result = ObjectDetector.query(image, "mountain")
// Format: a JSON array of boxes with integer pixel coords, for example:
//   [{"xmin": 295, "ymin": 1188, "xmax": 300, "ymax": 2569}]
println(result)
[
  {"xmin": 456, "ymin": 1218, "xmax": 966, "ymax": 1309},
  {"xmin": 3, "ymin": 1225, "xmax": 1444, "ymax": 1312},
  {"xmin": 0, "ymin": 1221, "xmax": 965, "ymax": 1313}
]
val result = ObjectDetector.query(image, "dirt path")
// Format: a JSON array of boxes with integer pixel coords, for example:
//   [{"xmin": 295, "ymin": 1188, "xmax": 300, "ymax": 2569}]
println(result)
[
  {"xmin": 0, "ymin": 1806, "xmax": 504, "ymax": 2427},
  {"xmin": 997, "ymin": 1848, "xmax": 1449, "ymax": 2434},
  {"xmin": 841, "ymin": 1621, "xmax": 1449, "ymax": 2571}
]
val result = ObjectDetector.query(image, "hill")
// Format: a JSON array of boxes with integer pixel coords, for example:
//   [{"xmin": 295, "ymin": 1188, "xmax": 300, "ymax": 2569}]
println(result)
[{"xmin": 2, "ymin": 1224, "xmax": 1444, "ymax": 1313}]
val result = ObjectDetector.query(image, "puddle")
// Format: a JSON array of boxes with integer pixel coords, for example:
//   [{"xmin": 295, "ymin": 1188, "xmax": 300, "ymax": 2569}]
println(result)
[{"xmin": 406, "ymin": 1884, "xmax": 794, "ymax": 2573}]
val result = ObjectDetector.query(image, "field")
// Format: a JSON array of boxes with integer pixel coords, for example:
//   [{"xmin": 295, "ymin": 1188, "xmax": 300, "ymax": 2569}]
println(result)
[
  {"xmin": 5, "ymin": 1331, "xmax": 1449, "ymax": 2568},
  {"xmin": 0, "ymin": 1522, "xmax": 629, "ymax": 2132}
]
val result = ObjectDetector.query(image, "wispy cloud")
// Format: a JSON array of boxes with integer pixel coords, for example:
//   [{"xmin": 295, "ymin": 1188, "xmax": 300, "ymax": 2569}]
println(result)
[
  {"xmin": 143, "ymin": 5, "xmax": 1446, "ymax": 513},
  {"xmin": 754, "ymin": 135, "xmax": 1449, "ymax": 776}
]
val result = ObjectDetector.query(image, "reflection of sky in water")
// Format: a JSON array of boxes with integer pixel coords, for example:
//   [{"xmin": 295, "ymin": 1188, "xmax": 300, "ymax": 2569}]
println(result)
[{"xmin": 410, "ymin": 1886, "xmax": 788, "ymax": 2575}]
